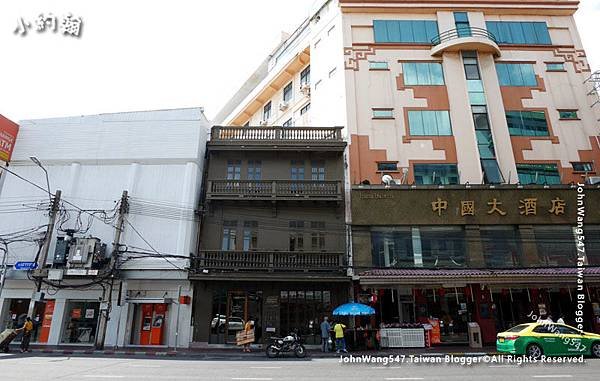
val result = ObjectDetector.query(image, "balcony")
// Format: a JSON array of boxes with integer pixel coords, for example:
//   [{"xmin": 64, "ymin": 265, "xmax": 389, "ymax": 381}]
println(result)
[
  {"xmin": 431, "ymin": 27, "xmax": 501, "ymax": 57},
  {"xmin": 206, "ymin": 180, "xmax": 343, "ymax": 201},
  {"xmin": 208, "ymin": 126, "xmax": 346, "ymax": 151},
  {"xmin": 191, "ymin": 250, "xmax": 346, "ymax": 273}
]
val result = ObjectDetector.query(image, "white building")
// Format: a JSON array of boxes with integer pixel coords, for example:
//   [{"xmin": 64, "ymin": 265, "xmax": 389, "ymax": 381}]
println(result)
[{"xmin": 0, "ymin": 108, "xmax": 208, "ymax": 348}]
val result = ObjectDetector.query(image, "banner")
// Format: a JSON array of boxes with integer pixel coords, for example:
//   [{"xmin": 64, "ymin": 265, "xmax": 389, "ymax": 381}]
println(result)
[{"xmin": 0, "ymin": 115, "xmax": 19, "ymax": 162}]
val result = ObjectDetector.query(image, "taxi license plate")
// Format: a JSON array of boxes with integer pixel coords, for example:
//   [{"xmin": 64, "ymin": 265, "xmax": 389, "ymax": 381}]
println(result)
[{"xmin": 499, "ymin": 338, "xmax": 505, "ymax": 343}]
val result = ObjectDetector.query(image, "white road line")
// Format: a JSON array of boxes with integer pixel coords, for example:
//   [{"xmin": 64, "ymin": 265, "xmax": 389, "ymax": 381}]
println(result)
[
  {"xmin": 489, "ymin": 365, "xmax": 519, "ymax": 368},
  {"xmin": 371, "ymin": 366, "xmax": 404, "ymax": 369},
  {"xmin": 231, "ymin": 378, "xmax": 273, "ymax": 381},
  {"xmin": 532, "ymin": 376, "xmax": 573, "ymax": 379},
  {"xmin": 385, "ymin": 378, "xmax": 425, "ymax": 380},
  {"xmin": 82, "ymin": 377, "xmax": 126, "ymax": 379}
]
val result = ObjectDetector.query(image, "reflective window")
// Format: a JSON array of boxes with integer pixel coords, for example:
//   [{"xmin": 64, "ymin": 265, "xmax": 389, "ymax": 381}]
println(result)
[
  {"xmin": 222, "ymin": 221, "xmax": 237, "ymax": 250},
  {"xmin": 226, "ymin": 160, "xmax": 241, "ymax": 180},
  {"xmin": 559, "ymin": 110, "xmax": 578, "ymax": 120},
  {"xmin": 408, "ymin": 110, "xmax": 452, "ymax": 136},
  {"xmin": 413, "ymin": 164, "xmax": 459, "ymax": 185},
  {"xmin": 534, "ymin": 226, "xmax": 577, "ymax": 266},
  {"xmin": 486, "ymin": 21, "xmax": 551, "ymax": 45},
  {"xmin": 496, "ymin": 63, "xmax": 537, "ymax": 86},
  {"xmin": 247, "ymin": 160, "xmax": 262, "ymax": 180},
  {"xmin": 311, "ymin": 160, "xmax": 325, "ymax": 181},
  {"xmin": 517, "ymin": 163, "xmax": 561, "ymax": 185},
  {"xmin": 377, "ymin": 162, "xmax": 398, "ymax": 171},
  {"xmin": 403, "ymin": 62, "xmax": 444, "ymax": 85},
  {"xmin": 371, "ymin": 228, "xmax": 414, "ymax": 267},
  {"xmin": 572, "ymin": 162, "xmax": 594, "ymax": 172},
  {"xmin": 546, "ymin": 63, "xmax": 565, "ymax": 71},
  {"xmin": 373, "ymin": 109, "xmax": 394, "ymax": 119},
  {"xmin": 506, "ymin": 111, "xmax": 549, "ymax": 136},
  {"xmin": 480, "ymin": 227, "xmax": 522, "ymax": 268},
  {"xmin": 481, "ymin": 159, "xmax": 504, "ymax": 184},
  {"xmin": 369, "ymin": 61, "xmax": 389, "ymax": 70},
  {"xmin": 420, "ymin": 227, "xmax": 466, "ymax": 268},
  {"xmin": 476, "ymin": 130, "xmax": 495, "ymax": 159},
  {"xmin": 374, "ymin": 20, "xmax": 439, "ymax": 43}
]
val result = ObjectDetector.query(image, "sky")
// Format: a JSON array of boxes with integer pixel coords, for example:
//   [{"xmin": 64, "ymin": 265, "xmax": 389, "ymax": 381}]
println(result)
[{"xmin": 0, "ymin": 0, "xmax": 599, "ymax": 123}]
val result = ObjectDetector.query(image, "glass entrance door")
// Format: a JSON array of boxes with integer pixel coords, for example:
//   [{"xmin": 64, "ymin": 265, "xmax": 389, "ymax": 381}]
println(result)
[{"xmin": 224, "ymin": 291, "xmax": 263, "ymax": 344}]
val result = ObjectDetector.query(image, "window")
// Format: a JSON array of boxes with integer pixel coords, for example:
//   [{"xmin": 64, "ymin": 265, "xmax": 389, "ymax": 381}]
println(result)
[
  {"xmin": 585, "ymin": 226, "xmax": 600, "ymax": 265},
  {"xmin": 463, "ymin": 52, "xmax": 481, "ymax": 80},
  {"xmin": 377, "ymin": 162, "xmax": 398, "ymax": 172},
  {"xmin": 226, "ymin": 160, "xmax": 241, "ymax": 180},
  {"xmin": 517, "ymin": 163, "xmax": 561, "ymax": 185},
  {"xmin": 300, "ymin": 66, "xmax": 310, "ymax": 85},
  {"xmin": 371, "ymin": 228, "xmax": 414, "ymax": 267},
  {"xmin": 572, "ymin": 162, "xmax": 594, "ymax": 172},
  {"xmin": 559, "ymin": 110, "xmax": 578, "ymax": 120},
  {"xmin": 311, "ymin": 161, "xmax": 325, "ymax": 181},
  {"xmin": 408, "ymin": 111, "xmax": 452, "ymax": 136},
  {"xmin": 243, "ymin": 221, "xmax": 258, "ymax": 251},
  {"xmin": 534, "ymin": 226, "xmax": 577, "ymax": 266},
  {"xmin": 328, "ymin": 67, "xmax": 337, "ymax": 78},
  {"xmin": 373, "ymin": 109, "xmax": 394, "ymax": 119},
  {"xmin": 221, "ymin": 221, "xmax": 237, "ymax": 250},
  {"xmin": 283, "ymin": 82, "xmax": 293, "ymax": 102},
  {"xmin": 476, "ymin": 130, "xmax": 495, "ymax": 159},
  {"xmin": 556, "ymin": 325, "xmax": 580, "ymax": 335},
  {"xmin": 546, "ymin": 63, "xmax": 565, "ymax": 71},
  {"xmin": 506, "ymin": 111, "xmax": 549, "ymax": 136},
  {"xmin": 247, "ymin": 160, "xmax": 262, "ymax": 180},
  {"xmin": 481, "ymin": 159, "xmax": 504, "ymax": 184},
  {"xmin": 486, "ymin": 21, "xmax": 551, "ymax": 45},
  {"xmin": 402, "ymin": 62, "xmax": 444, "ymax": 85},
  {"xmin": 311, "ymin": 222, "xmax": 326, "ymax": 250},
  {"xmin": 480, "ymin": 226, "xmax": 522, "ymax": 268},
  {"xmin": 533, "ymin": 325, "xmax": 552, "ymax": 334},
  {"xmin": 289, "ymin": 221, "xmax": 304, "ymax": 251},
  {"xmin": 373, "ymin": 20, "xmax": 439, "ymax": 44},
  {"xmin": 472, "ymin": 106, "xmax": 490, "ymax": 130},
  {"xmin": 369, "ymin": 61, "xmax": 389, "ymax": 70},
  {"xmin": 263, "ymin": 101, "xmax": 272, "ymax": 120},
  {"xmin": 283, "ymin": 118, "xmax": 293, "ymax": 127},
  {"xmin": 413, "ymin": 164, "xmax": 459, "ymax": 185},
  {"xmin": 496, "ymin": 63, "xmax": 537, "ymax": 86},
  {"xmin": 467, "ymin": 80, "xmax": 486, "ymax": 105},
  {"xmin": 61, "ymin": 301, "xmax": 100, "ymax": 344},
  {"xmin": 290, "ymin": 160, "xmax": 305, "ymax": 180},
  {"xmin": 420, "ymin": 226, "xmax": 466, "ymax": 268},
  {"xmin": 454, "ymin": 12, "xmax": 471, "ymax": 37},
  {"xmin": 300, "ymin": 103, "xmax": 311, "ymax": 115}
]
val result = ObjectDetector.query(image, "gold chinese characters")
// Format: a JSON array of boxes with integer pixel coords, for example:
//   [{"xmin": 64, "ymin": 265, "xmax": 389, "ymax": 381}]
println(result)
[{"xmin": 431, "ymin": 197, "xmax": 566, "ymax": 216}]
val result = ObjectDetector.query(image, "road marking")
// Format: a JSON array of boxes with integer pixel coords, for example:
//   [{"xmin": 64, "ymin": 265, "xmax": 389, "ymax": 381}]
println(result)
[
  {"xmin": 489, "ymin": 365, "xmax": 519, "ymax": 368},
  {"xmin": 385, "ymin": 378, "xmax": 425, "ymax": 380},
  {"xmin": 532, "ymin": 376, "xmax": 573, "ymax": 379},
  {"xmin": 231, "ymin": 379, "xmax": 273, "ymax": 381},
  {"xmin": 82, "ymin": 377, "xmax": 126, "ymax": 379},
  {"xmin": 249, "ymin": 366, "xmax": 282, "ymax": 369}
]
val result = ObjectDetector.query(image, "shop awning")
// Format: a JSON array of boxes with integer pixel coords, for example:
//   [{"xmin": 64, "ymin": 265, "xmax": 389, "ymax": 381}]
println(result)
[{"xmin": 358, "ymin": 266, "xmax": 600, "ymax": 286}]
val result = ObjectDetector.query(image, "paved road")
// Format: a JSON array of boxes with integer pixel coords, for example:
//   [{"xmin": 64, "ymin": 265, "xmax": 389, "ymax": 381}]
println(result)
[{"xmin": 0, "ymin": 353, "xmax": 599, "ymax": 380}]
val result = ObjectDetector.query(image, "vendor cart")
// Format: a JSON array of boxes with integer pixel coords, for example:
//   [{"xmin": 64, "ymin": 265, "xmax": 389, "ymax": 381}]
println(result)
[{"xmin": 0, "ymin": 329, "xmax": 18, "ymax": 353}]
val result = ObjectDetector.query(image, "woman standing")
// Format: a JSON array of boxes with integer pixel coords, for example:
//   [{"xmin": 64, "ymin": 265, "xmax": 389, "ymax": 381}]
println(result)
[{"xmin": 242, "ymin": 319, "xmax": 254, "ymax": 353}]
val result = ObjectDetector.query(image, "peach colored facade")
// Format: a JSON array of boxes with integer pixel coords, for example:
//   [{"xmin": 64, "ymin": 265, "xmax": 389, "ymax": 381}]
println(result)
[{"xmin": 216, "ymin": 0, "xmax": 600, "ymax": 187}]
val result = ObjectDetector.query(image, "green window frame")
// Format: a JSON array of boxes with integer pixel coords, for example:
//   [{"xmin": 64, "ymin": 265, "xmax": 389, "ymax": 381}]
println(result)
[
  {"xmin": 558, "ymin": 110, "xmax": 578, "ymax": 120},
  {"xmin": 374, "ymin": 20, "xmax": 439, "ymax": 44},
  {"xmin": 369, "ymin": 61, "xmax": 389, "ymax": 70},
  {"xmin": 496, "ymin": 63, "xmax": 537, "ymax": 86},
  {"xmin": 546, "ymin": 63, "xmax": 565, "ymax": 71},
  {"xmin": 402, "ymin": 62, "xmax": 444, "ymax": 85},
  {"xmin": 408, "ymin": 110, "xmax": 452, "ymax": 136},
  {"xmin": 414, "ymin": 164, "xmax": 459, "ymax": 185},
  {"xmin": 486, "ymin": 21, "xmax": 551, "ymax": 45},
  {"xmin": 517, "ymin": 163, "xmax": 561, "ymax": 185},
  {"xmin": 506, "ymin": 111, "xmax": 549, "ymax": 136}
]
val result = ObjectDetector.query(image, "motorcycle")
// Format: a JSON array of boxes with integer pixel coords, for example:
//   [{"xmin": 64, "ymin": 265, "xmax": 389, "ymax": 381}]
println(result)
[{"xmin": 265, "ymin": 332, "xmax": 306, "ymax": 358}]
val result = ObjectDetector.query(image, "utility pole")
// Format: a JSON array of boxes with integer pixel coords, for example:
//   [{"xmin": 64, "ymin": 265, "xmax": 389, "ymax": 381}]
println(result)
[
  {"xmin": 95, "ymin": 190, "xmax": 128, "ymax": 350},
  {"xmin": 27, "ymin": 190, "xmax": 61, "ymax": 318},
  {"xmin": 0, "ymin": 242, "xmax": 8, "ymax": 299}
]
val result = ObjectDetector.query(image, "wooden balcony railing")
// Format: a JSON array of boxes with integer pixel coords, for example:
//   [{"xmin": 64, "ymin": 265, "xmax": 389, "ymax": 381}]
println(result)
[
  {"xmin": 206, "ymin": 180, "xmax": 343, "ymax": 201},
  {"xmin": 192, "ymin": 250, "xmax": 346, "ymax": 272},
  {"xmin": 211, "ymin": 126, "xmax": 343, "ymax": 141}
]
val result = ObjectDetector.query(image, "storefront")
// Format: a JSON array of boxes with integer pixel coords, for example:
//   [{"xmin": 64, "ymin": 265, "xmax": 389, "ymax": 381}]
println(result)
[{"xmin": 61, "ymin": 301, "xmax": 100, "ymax": 344}]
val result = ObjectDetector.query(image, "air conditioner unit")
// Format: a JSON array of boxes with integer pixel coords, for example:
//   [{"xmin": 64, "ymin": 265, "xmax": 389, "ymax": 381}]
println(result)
[
  {"xmin": 587, "ymin": 176, "xmax": 600, "ymax": 185},
  {"xmin": 278, "ymin": 101, "xmax": 289, "ymax": 111},
  {"xmin": 300, "ymin": 83, "xmax": 311, "ymax": 97}
]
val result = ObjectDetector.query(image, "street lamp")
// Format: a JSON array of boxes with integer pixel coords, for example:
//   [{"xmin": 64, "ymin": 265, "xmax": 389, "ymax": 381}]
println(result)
[{"xmin": 30, "ymin": 156, "xmax": 51, "ymax": 203}]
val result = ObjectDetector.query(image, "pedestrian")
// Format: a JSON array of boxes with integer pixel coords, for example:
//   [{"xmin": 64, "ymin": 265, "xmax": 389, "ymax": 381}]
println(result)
[
  {"xmin": 19, "ymin": 317, "xmax": 34, "ymax": 353},
  {"xmin": 320, "ymin": 316, "xmax": 331, "ymax": 352},
  {"xmin": 242, "ymin": 318, "xmax": 254, "ymax": 353},
  {"xmin": 333, "ymin": 321, "xmax": 347, "ymax": 353}
]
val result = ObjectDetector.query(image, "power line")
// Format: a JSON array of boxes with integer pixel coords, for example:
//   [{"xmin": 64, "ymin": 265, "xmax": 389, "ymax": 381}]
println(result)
[{"xmin": 123, "ymin": 219, "xmax": 186, "ymax": 271}]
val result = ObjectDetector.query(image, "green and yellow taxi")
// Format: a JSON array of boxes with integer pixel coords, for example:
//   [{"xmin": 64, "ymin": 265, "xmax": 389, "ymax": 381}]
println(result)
[{"xmin": 496, "ymin": 322, "xmax": 600, "ymax": 358}]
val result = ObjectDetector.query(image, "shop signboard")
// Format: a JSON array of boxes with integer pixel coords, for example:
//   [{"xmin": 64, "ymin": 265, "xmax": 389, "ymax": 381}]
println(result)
[{"xmin": 0, "ymin": 115, "xmax": 19, "ymax": 162}]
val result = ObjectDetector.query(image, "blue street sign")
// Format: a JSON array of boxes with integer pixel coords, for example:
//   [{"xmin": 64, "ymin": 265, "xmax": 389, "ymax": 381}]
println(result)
[{"xmin": 14, "ymin": 261, "xmax": 38, "ymax": 270}]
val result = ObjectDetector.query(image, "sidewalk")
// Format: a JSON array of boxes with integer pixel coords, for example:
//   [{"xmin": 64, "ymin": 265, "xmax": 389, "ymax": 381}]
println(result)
[{"xmin": 6, "ymin": 344, "xmax": 500, "ymax": 358}]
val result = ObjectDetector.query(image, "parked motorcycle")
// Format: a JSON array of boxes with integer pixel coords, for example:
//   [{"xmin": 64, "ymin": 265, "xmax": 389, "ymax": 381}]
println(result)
[{"xmin": 265, "ymin": 332, "xmax": 306, "ymax": 358}]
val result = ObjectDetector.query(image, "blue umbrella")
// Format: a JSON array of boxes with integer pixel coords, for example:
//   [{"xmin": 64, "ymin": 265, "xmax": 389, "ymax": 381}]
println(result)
[{"xmin": 332, "ymin": 302, "xmax": 375, "ymax": 316}]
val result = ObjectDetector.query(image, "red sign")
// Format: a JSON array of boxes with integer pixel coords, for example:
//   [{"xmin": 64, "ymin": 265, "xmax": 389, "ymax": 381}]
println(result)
[
  {"xmin": 71, "ymin": 308, "xmax": 82, "ymax": 319},
  {"xmin": 0, "ymin": 115, "xmax": 19, "ymax": 162}
]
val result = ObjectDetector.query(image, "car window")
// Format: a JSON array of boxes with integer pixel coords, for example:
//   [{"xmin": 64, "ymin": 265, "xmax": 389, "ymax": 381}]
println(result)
[
  {"xmin": 557, "ymin": 325, "xmax": 580, "ymax": 335},
  {"xmin": 506, "ymin": 324, "xmax": 530, "ymax": 333},
  {"xmin": 533, "ymin": 325, "xmax": 551, "ymax": 334}
]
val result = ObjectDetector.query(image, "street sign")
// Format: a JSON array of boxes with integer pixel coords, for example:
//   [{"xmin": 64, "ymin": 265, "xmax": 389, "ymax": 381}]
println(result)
[{"xmin": 14, "ymin": 261, "xmax": 38, "ymax": 270}]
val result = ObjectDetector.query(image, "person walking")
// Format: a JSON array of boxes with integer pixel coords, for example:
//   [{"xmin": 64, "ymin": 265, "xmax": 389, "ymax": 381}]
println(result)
[
  {"xmin": 19, "ymin": 317, "xmax": 34, "ymax": 353},
  {"xmin": 242, "ymin": 319, "xmax": 254, "ymax": 353},
  {"xmin": 320, "ymin": 317, "xmax": 331, "ymax": 352},
  {"xmin": 333, "ymin": 321, "xmax": 347, "ymax": 353}
]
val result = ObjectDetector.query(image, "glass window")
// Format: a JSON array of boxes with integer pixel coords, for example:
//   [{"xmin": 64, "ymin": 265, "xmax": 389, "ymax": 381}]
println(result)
[
  {"xmin": 310, "ymin": 221, "xmax": 326, "ymax": 250},
  {"xmin": 371, "ymin": 228, "xmax": 414, "ymax": 267},
  {"xmin": 486, "ymin": 21, "xmax": 551, "ymax": 45},
  {"xmin": 584, "ymin": 226, "xmax": 600, "ymax": 265},
  {"xmin": 473, "ymin": 107, "xmax": 490, "ymax": 130},
  {"xmin": 517, "ymin": 163, "xmax": 561, "ymax": 185},
  {"xmin": 247, "ymin": 160, "xmax": 262, "ymax": 180},
  {"xmin": 300, "ymin": 66, "xmax": 310, "ymax": 85},
  {"xmin": 222, "ymin": 221, "xmax": 237, "ymax": 250},
  {"xmin": 559, "ymin": 110, "xmax": 578, "ymax": 120},
  {"xmin": 533, "ymin": 226, "xmax": 576, "ymax": 267},
  {"xmin": 283, "ymin": 82, "xmax": 293, "ymax": 102},
  {"xmin": 496, "ymin": 63, "xmax": 537, "ymax": 86},
  {"xmin": 61, "ymin": 301, "xmax": 100, "ymax": 344},
  {"xmin": 369, "ymin": 61, "xmax": 389, "ymax": 70},
  {"xmin": 476, "ymin": 130, "xmax": 495, "ymax": 159},
  {"xmin": 373, "ymin": 20, "xmax": 439, "ymax": 43},
  {"xmin": 373, "ymin": 109, "xmax": 394, "ymax": 119},
  {"xmin": 572, "ymin": 162, "xmax": 594, "ymax": 172},
  {"xmin": 226, "ymin": 160, "xmax": 241, "ymax": 180},
  {"xmin": 546, "ymin": 63, "xmax": 565, "ymax": 71},
  {"xmin": 408, "ymin": 111, "xmax": 452, "ymax": 136},
  {"xmin": 464, "ymin": 64, "xmax": 480, "ymax": 80},
  {"xmin": 402, "ymin": 63, "xmax": 444, "ymax": 85},
  {"xmin": 300, "ymin": 103, "xmax": 311, "ymax": 115},
  {"xmin": 263, "ymin": 102, "xmax": 272, "ymax": 120},
  {"xmin": 243, "ymin": 221, "xmax": 258, "ymax": 251},
  {"xmin": 420, "ymin": 226, "xmax": 466, "ymax": 268},
  {"xmin": 311, "ymin": 160, "xmax": 325, "ymax": 181},
  {"xmin": 377, "ymin": 162, "xmax": 398, "ymax": 171},
  {"xmin": 480, "ymin": 227, "xmax": 522, "ymax": 268},
  {"xmin": 413, "ymin": 164, "xmax": 459, "ymax": 185},
  {"xmin": 481, "ymin": 159, "xmax": 504, "ymax": 184},
  {"xmin": 506, "ymin": 111, "xmax": 549, "ymax": 136},
  {"xmin": 290, "ymin": 160, "xmax": 305, "ymax": 180},
  {"xmin": 289, "ymin": 221, "xmax": 304, "ymax": 251},
  {"xmin": 283, "ymin": 118, "xmax": 293, "ymax": 127}
]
